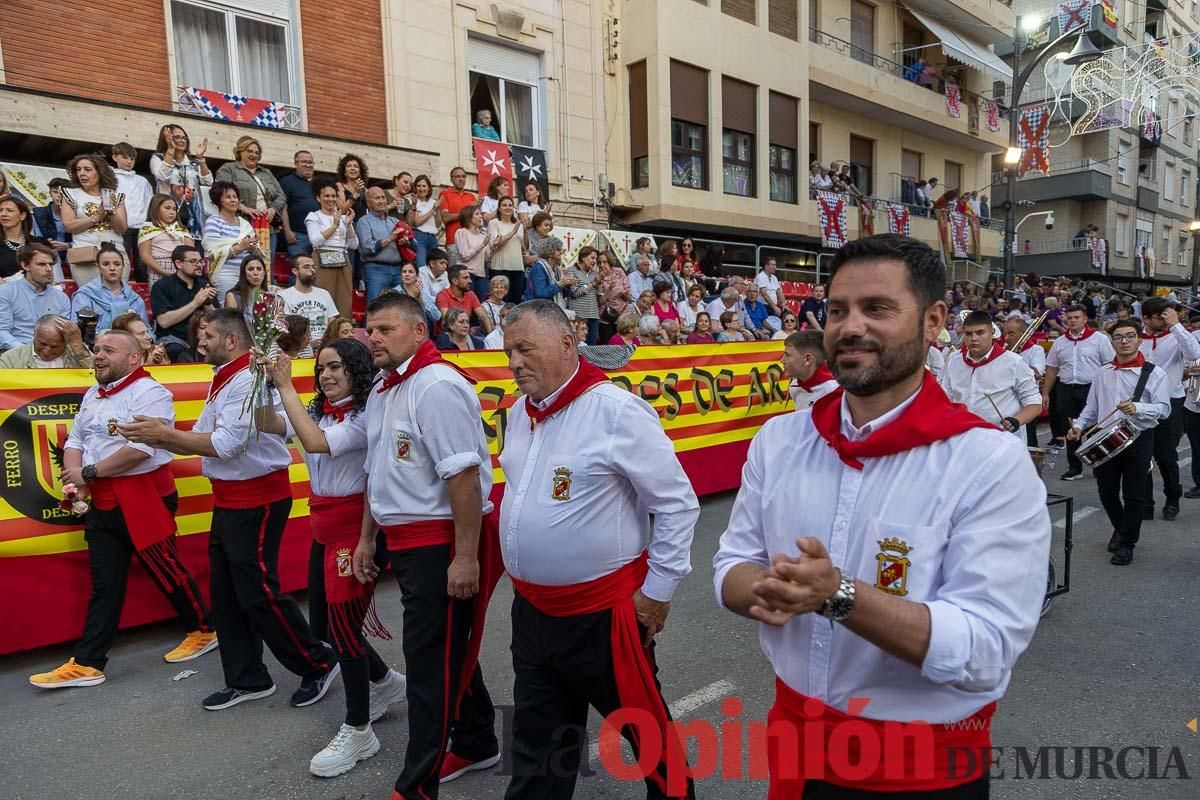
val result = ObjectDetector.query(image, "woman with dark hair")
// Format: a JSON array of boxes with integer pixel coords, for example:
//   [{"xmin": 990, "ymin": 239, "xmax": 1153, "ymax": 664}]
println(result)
[
  {"xmin": 678, "ymin": 237, "xmax": 701, "ymax": 275},
  {"xmin": 203, "ymin": 180, "xmax": 258, "ymax": 301},
  {"xmin": 0, "ymin": 194, "xmax": 50, "ymax": 279},
  {"xmin": 407, "ymin": 174, "xmax": 439, "ymax": 267},
  {"xmin": 434, "ymin": 306, "xmax": 486, "ymax": 350},
  {"xmin": 71, "ymin": 241, "xmax": 148, "ymax": 331},
  {"xmin": 306, "ymin": 176, "xmax": 359, "ymax": 317},
  {"xmin": 149, "ymin": 124, "xmax": 211, "ymax": 238},
  {"xmin": 138, "ymin": 193, "xmax": 195, "ymax": 285},
  {"xmin": 60, "ymin": 153, "xmax": 129, "ymax": 286},
  {"xmin": 336, "ymin": 154, "xmax": 369, "ymax": 218},
  {"xmin": 223, "ymin": 253, "xmax": 275, "ymax": 322},
  {"xmin": 657, "ymin": 239, "xmax": 678, "ymax": 273},
  {"xmin": 263, "ymin": 340, "xmax": 406, "ymax": 778},
  {"xmin": 316, "ymin": 314, "xmax": 356, "ymax": 353},
  {"xmin": 275, "ymin": 315, "xmax": 312, "ymax": 358},
  {"xmin": 651, "ymin": 280, "xmax": 681, "ymax": 325},
  {"xmin": 686, "ymin": 311, "xmax": 716, "ymax": 344},
  {"xmin": 480, "ymin": 175, "xmax": 507, "ymax": 224},
  {"xmin": 453, "ymin": 203, "xmax": 493, "ymax": 300},
  {"xmin": 517, "ymin": 181, "xmax": 550, "ymax": 227}
]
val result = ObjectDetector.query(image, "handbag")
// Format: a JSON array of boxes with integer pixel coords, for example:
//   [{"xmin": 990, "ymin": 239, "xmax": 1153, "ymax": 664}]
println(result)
[
  {"xmin": 67, "ymin": 246, "xmax": 98, "ymax": 265},
  {"xmin": 600, "ymin": 305, "xmax": 620, "ymax": 324},
  {"xmin": 315, "ymin": 247, "xmax": 348, "ymax": 268}
]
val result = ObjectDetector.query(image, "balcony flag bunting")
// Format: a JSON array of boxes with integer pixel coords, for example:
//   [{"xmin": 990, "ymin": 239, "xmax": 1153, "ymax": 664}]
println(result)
[
  {"xmin": 949, "ymin": 211, "xmax": 970, "ymax": 258},
  {"xmin": 1141, "ymin": 111, "xmax": 1162, "ymax": 144},
  {"xmin": 935, "ymin": 210, "xmax": 953, "ymax": 263},
  {"xmin": 983, "ymin": 99, "xmax": 1001, "ymax": 133},
  {"xmin": 182, "ymin": 87, "xmax": 285, "ymax": 129},
  {"xmin": 1017, "ymin": 104, "xmax": 1052, "ymax": 177},
  {"xmin": 944, "ymin": 82, "xmax": 962, "ymax": 118},
  {"xmin": 511, "ymin": 145, "xmax": 550, "ymax": 205},
  {"xmin": 816, "ymin": 191, "xmax": 847, "ymax": 249},
  {"xmin": 1090, "ymin": 237, "xmax": 1108, "ymax": 273},
  {"xmin": 1058, "ymin": 0, "xmax": 1090, "ymax": 34},
  {"xmin": 472, "ymin": 138, "xmax": 515, "ymax": 198},
  {"xmin": 858, "ymin": 198, "xmax": 876, "ymax": 237},
  {"xmin": 886, "ymin": 203, "xmax": 910, "ymax": 236},
  {"xmin": 552, "ymin": 226, "xmax": 597, "ymax": 267}
]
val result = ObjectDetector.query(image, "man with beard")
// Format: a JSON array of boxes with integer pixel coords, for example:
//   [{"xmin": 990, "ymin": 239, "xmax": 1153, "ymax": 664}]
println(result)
[
  {"xmin": 714, "ymin": 234, "xmax": 1051, "ymax": 798},
  {"xmin": 121, "ymin": 309, "xmax": 339, "ymax": 710},
  {"xmin": 940, "ymin": 311, "xmax": 1042, "ymax": 436},
  {"xmin": 1004, "ymin": 316, "xmax": 1047, "ymax": 448},
  {"xmin": 29, "ymin": 330, "xmax": 215, "ymax": 689},
  {"xmin": 280, "ymin": 254, "xmax": 339, "ymax": 356}
]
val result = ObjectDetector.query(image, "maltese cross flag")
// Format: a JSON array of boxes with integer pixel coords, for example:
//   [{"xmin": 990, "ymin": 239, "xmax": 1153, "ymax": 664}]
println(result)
[{"xmin": 472, "ymin": 139, "xmax": 550, "ymax": 202}]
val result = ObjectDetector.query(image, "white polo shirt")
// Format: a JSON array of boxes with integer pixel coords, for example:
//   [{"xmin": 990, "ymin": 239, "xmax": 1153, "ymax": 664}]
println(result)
[
  {"xmin": 754, "ymin": 270, "xmax": 781, "ymax": 306},
  {"xmin": 193, "ymin": 363, "xmax": 292, "ymax": 481},
  {"xmin": 364, "ymin": 358, "xmax": 492, "ymax": 526},
  {"xmin": 1046, "ymin": 330, "xmax": 1114, "ymax": 385},
  {"xmin": 1139, "ymin": 323, "xmax": 1200, "ymax": 399},
  {"xmin": 1075, "ymin": 360, "xmax": 1171, "ymax": 433},
  {"xmin": 499, "ymin": 379, "xmax": 698, "ymax": 602},
  {"xmin": 1017, "ymin": 343, "xmax": 1046, "ymax": 378},
  {"xmin": 925, "ymin": 345, "xmax": 947, "ymax": 380},
  {"xmin": 713, "ymin": 393, "xmax": 1050, "ymax": 723},
  {"xmin": 65, "ymin": 376, "xmax": 175, "ymax": 474},
  {"xmin": 305, "ymin": 397, "xmax": 368, "ymax": 498},
  {"xmin": 940, "ymin": 349, "xmax": 1041, "ymax": 430}
]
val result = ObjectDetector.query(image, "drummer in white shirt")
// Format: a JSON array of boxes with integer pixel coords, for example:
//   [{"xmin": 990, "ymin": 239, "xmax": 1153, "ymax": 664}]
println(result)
[
  {"xmin": 1042, "ymin": 306, "xmax": 1115, "ymax": 479},
  {"xmin": 498, "ymin": 300, "xmax": 699, "ymax": 799},
  {"xmin": 714, "ymin": 234, "xmax": 1050, "ymax": 798},
  {"xmin": 1069, "ymin": 318, "xmax": 1170, "ymax": 565},
  {"xmin": 1004, "ymin": 316, "xmax": 1048, "ymax": 448},
  {"xmin": 940, "ymin": 311, "xmax": 1042, "ymax": 437}
]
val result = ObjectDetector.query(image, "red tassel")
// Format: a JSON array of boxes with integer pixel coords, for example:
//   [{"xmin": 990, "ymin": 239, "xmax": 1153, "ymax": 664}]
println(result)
[
  {"xmin": 362, "ymin": 595, "xmax": 393, "ymax": 642},
  {"xmin": 139, "ymin": 539, "xmax": 181, "ymax": 590}
]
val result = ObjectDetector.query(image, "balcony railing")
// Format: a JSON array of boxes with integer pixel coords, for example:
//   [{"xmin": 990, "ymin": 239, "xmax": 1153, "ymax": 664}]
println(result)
[
  {"xmin": 1016, "ymin": 238, "xmax": 1103, "ymax": 255},
  {"xmin": 989, "ymin": 158, "xmax": 1114, "ymax": 184},
  {"xmin": 175, "ymin": 86, "xmax": 303, "ymax": 131}
]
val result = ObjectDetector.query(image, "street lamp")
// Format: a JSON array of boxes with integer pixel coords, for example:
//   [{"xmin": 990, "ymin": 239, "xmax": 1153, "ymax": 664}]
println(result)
[
  {"xmin": 1189, "ymin": 219, "xmax": 1200, "ymax": 300},
  {"xmin": 1002, "ymin": 21, "xmax": 1103, "ymax": 289}
]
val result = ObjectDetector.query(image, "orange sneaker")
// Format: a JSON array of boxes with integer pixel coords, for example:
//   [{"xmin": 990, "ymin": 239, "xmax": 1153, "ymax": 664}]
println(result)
[
  {"xmin": 163, "ymin": 631, "xmax": 219, "ymax": 663},
  {"xmin": 438, "ymin": 752, "xmax": 501, "ymax": 783},
  {"xmin": 29, "ymin": 658, "xmax": 105, "ymax": 689}
]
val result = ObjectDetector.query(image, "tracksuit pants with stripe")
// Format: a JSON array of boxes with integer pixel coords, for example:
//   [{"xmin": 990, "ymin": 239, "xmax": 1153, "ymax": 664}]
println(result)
[{"xmin": 210, "ymin": 497, "xmax": 335, "ymax": 690}]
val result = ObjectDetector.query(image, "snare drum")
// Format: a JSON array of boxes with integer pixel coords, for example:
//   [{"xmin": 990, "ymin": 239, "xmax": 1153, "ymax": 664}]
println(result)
[
  {"xmin": 1077, "ymin": 417, "xmax": 1140, "ymax": 468},
  {"xmin": 1027, "ymin": 446, "xmax": 1056, "ymax": 476}
]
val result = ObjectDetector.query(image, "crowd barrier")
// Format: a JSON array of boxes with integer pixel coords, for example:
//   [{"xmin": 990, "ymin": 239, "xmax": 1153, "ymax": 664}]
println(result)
[{"xmin": 0, "ymin": 342, "xmax": 789, "ymax": 655}]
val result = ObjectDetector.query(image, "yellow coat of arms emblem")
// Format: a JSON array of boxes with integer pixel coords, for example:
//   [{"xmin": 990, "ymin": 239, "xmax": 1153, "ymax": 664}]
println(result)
[
  {"xmin": 874, "ymin": 537, "xmax": 911, "ymax": 596},
  {"xmin": 551, "ymin": 466, "xmax": 572, "ymax": 502}
]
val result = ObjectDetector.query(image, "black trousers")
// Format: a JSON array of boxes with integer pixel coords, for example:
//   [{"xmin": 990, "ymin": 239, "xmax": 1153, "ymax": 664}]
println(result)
[
  {"xmin": 74, "ymin": 493, "xmax": 210, "ymax": 670},
  {"xmin": 1144, "ymin": 397, "xmax": 1185, "ymax": 506},
  {"xmin": 1185, "ymin": 407, "xmax": 1200, "ymax": 489},
  {"xmin": 1054, "ymin": 382, "xmax": 1091, "ymax": 472},
  {"xmin": 390, "ymin": 543, "xmax": 498, "ymax": 799},
  {"xmin": 209, "ymin": 499, "xmax": 334, "ymax": 691},
  {"xmin": 1047, "ymin": 383, "xmax": 1068, "ymax": 440},
  {"xmin": 1095, "ymin": 431, "xmax": 1154, "ymax": 547},
  {"xmin": 123, "ymin": 228, "xmax": 147, "ymax": 283},
  {"xmin": 1025, "ymin": 419, "xmax": 1040, "ymax": 448},
  {"xmin": 308, "ymin": 538, "xmax": 389, "ymax": 726},
  {"xmin": 504, "ymin": 593, "xmax": 693, "ymax": 800},
  {"xmin": 802, "ymin": 776, "xmax": 988, "ymax": 799}
]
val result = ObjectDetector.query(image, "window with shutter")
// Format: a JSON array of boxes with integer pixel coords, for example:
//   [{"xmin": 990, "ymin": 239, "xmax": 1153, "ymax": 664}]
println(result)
[
  {"xmin": 850, "ymin": 0, "xmax": 874, "ymax": 65},
  {"xmin": 768, "ymin": 0, "xmax": 798, "ymax": 40},
  {"xmin": 671, "ymin": 61, "xmax": 709, "ymax": 189},
  {"xmin": 629, "ymin": 61, "xmax": 649, "ymax": 188},
  {"xmin": 849, "ymin": 134, "xmax": 874, "ymax": 196},
  {"xmin": 722, "ymin": 0, "xmax": 756, "ymax": 24},
  {"xmin": 722, "ymin": 77, "xmax": 757, "ymax": 197},
  {"xmin": 769, "ymin": 92, "xmax": 798, "ymax": 203}
]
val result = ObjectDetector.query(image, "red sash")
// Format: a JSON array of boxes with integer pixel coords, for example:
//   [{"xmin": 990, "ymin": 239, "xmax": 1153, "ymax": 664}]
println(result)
[
  {"xmin": 97, "ymin": 366, "xmax": 150, "ymax": 398},
  {"xmin": 309, "ymin": 493, "xmax": 365, "ymax": 546},
  {"xmin": 376, "ymin": 339, "xmax": 475, "ymax": 394},
  {"xmin": 210, "ymin": 468, "xmax": 292, "ymax": 509},
  {"xmin": 510, "ymin": 553, "xmax": 690, "ymax": 797},
  {"xmin": 381, "ymin": 519, "xmax": 456, "ymax": 552},
  {"xmin": 207, "ymin": 352, "xmax": 252, "ymax": 402},
  {"xmin": 314, "ymin": 492, "xmax": 390, "ymax": 651},
  {"xmin": 766, "ymin": 678, "xmax": 995, "ymax": 797},
  {"xmin": 89, "ymin": 464, "xmax": 176, "ymax": 551}
]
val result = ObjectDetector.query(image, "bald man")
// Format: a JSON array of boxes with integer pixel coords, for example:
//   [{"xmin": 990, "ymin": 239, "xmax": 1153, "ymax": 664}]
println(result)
[
  {"xmin": 1004, "ymin": 316, "xmax": 1047, "ymax": 448},
  {"xmin": 0, "ymin": 315, "xmax": 93, "ymax": 369}
]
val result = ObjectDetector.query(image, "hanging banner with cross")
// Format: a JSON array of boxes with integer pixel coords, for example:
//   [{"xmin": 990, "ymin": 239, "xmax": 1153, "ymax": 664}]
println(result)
[
  {"xmin": 600, "ymin": 230, "xmax": 656, "ymax": 267},
  {"xmin": 1058, "ymin": 0, "xmax": 1090, "ymax": 34},
  {"xmin": 944, "ymin": 83, "xmax": 962, "ymax": 118},
  {"xmin": 886, "ymin": 203, "xmax": 911, "ymax": 236},
  {"xmin": 948, "ymin": 211, "xmax": 970, "ymax": 258},
  {"xmin": 1090, "ymin": 237, "xmax": 1108, "ymax": 273},
  {"xmin": 816, "ymin": 191, "xmax": 847, "ymax": 249},
  {"xmin": 1017, "ymin": 104, "xmax": 1052, "ymax": 177},
  {"xmin": 553, "ymin": 226, "xmax": 597, "ymax": 266},
  {"xmin": 983, "ymin": 99, "xmax": 1001, "ymax": 133},
  {"xmin": 857, "ymin": 198, "xmax": 876, "ymax": 237}
]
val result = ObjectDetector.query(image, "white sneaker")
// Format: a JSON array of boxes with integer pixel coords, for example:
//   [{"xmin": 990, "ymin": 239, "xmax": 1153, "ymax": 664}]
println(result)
[
  {"xmin": 368, "ymin": 669, "xmax": 408, "ymax": 722},
  {"xmin": 309, "ymin": 723, "xmax": 380, "ymax": 777}
]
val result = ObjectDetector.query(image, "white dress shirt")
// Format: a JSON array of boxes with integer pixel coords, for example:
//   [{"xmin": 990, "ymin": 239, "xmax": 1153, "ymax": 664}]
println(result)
[
  {"xmin": 1075, "ymin": 361, "xmax": 1171, "ymax": 433},
  {"xmin": 713, "ymin": 392, "xmax": 1050, "ymax": 723},
  {"xmin": 65, "ymin": 376, "xmax": 175, "ymax": 473},
  {"xmin": 500, "ymin": 378, "xmax": 698, "ymax": 602},
  {"xmin": 1018, "ymin": 344, "xmax": 1046, "ymax": 378},
  {"xmin": 940, "ymin": 349, "xmax": 1041, "ymax": 431},
  {"xmin": 306, "ymin": 399, "xmax": 368, "ymax": 498},
  {"xmin": 789, "ymin": 378, "xmax": 839, "ymax": 411},
  {"xmin": 925, "ymin": 345, "xmax": 947, "ymax": 380},
  {"xmin": 1046, "ymin": 331, "xmax": 1115, "ymax": 385},
  {"xmin": 754, "ymin": 271, "xmax": 781, "ymax": 306},
  {"xmin": 193, "ymin": 364, "xmax": 292, "ymax": 480},
  {"xmin": 364, "ymin": 358, "xmax": 492, "ymax": 526},
  {"xmin": 1139, "ymin": 323, "xmax": 1200, "ymax": 398}
]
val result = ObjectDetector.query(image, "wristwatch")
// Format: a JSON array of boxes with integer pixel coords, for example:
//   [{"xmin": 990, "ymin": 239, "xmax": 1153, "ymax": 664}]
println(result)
[
  {"xmin": 819, "ymin": 569, "xmax": 857, "ymax": 622},
  {"xmin": 81, "ymin": 464, "xmax": 98, "ymax": 484}
]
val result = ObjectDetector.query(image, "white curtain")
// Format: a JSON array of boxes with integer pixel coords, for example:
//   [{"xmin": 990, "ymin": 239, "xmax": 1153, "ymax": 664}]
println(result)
[
  {"xmin": 504, "ymin": 81, "xmax": 534, "ymax": 147},
  {"xmin": 237, "ymin": 17, "xmax": 290, "ymax": 103},
  {"xmin": 172, "ymin": 1, "xmax": 230, "ymax": 93}
]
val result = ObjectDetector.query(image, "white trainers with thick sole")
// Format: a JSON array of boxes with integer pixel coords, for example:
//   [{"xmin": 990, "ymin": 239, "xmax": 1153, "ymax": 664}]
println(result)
[
  {"xmin": 309, "ymin": 723, "xmax": 380, "ymax": 777},
  {"xmin": 368, "ymin": 669, "xmax": 408, "ymax": 722}
]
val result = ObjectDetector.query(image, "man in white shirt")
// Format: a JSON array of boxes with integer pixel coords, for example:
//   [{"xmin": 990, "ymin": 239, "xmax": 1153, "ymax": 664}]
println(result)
[
  {"xmin": 628, "ymin": 254, "xmax": 657, "ymax": 299},
  {"xmin": 122, "ymin": 309, "xmax": 338, "ymax": 711},
  {"xmin": 714, "ymin": 235, "xmax": 1050, "ymax": 797},
  {"xmin": 350, "ymin": 292, "xmax": 500, "ymax": 796},
  {"xmin": 1042, "ymin": 305, "xmax": 1115, "ymax": 479},
  {"xmin": 1069, "ymin": 319, "xmax": 1171, "ymax": 565},
  {"xmin": 419, "ymin": 247, "xmax": 451, "ymax": 311},
  {"xmin": 498, "ymin": 300, "xmax": 699, "ymax": 799},
  {"xmin": 29, "ymin": 330, "xmax": 215, "ymax": 690},
  {"xmin": 941, "ymin": 311, "xmax": 1042, "ymax": 437},
  {"xmin": 755, "ymin": 257, "xmax": 783, "ymax": 316},
  {"xmin": 784, "ymin": 330, "xmax": 838, "ymax": 411},
  {"xmin": 1004, "ymin": 316, "xmax": 1048, "ymax": 449},
  {"xmin": 1137, "ymin": 298, "xmax": 1200, "ymax": 520},
  {"xmin": 279, "ymin": 254, "xmax": 339, "ymax": 357}
]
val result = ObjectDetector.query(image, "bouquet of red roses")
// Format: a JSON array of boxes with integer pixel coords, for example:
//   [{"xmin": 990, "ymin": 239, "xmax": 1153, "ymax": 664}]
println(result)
[
  {"xmin": 392, "ymin": 220, "xmax": 418, "ymax": 263},
  {"xmin": 242, "ymin": 288, "xmax": 288, "ymax": 437}
]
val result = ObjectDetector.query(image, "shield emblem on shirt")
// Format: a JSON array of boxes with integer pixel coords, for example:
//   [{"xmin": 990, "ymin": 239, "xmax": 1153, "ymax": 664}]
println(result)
[
  {"xmin": 395, "ymin": 431, "xmax": 413, "ymax": 461},
  {"xmin": 874, "ymin": 538, "xmax": 912, "ymax": 596},
  {"xmin": 107, "ymin": 417, "xmax": 120, "ymax": 436},
  {"xmin": 551, "ymin": 466, "xmax": 572, "ymax": 502},
  {"xmin": 336, "ymin": 547, "xmax": 354, "ymax": 578}
]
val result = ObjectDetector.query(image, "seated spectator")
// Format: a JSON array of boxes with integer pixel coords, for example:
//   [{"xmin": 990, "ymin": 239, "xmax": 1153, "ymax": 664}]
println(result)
[
  {"xmin": 203, "ymin": 180, "xmax": 257, "ymax": 300},
  {"xmin": 686, "ymin": 311, "xmax": 715, "ymax": 344},
  {"xmin": 70, "ymin": 242, "xmax": 149, "ymax": 332},
  {"xmin": 662, "ymin": 319, "xmax": 684, "ymax": 345},
  {"xmin": 482, "ymin": 274, "xmax": 509, "ymax": 330},
  {"xmin": 716, "ymin": 310, "xmax": 752, "ymax": 341},
  {"xmin": 150, "ymin": 124, "xmax": 212, "ymax": 239},
  {"xmin": 399, "ymin": 261, "xmax": 440, "ymax": 328},
  {"xmin": 60, "ymin": 153, "xmax": 130, "ymax": 286},
  {"xmin": 138, "ymin": 193, "xmax": 195, "ymax": 285},
  {"xmin": 678, "ymin": 237, "xmax": 702, "ymax": 277},
  {"xmin": 0, "ymin": 315, "xmax": 93, "ymax": 368},
  {"xmin": 657, "ymin": 239, "xmax": 678, "ymax": 274},
  {"xmin": 419, "ymin": 247, "xmax": 451, "ymax": 302},
  {"xmin": 483, "ymin": 302, "xmax": 514, "ymax": 350},
  {"xmin": 638, "ymin": 314, "xmax": 669, "ymax": 345},
  {"xmin": 526, "ymin": 235, "xmax": 577, "ymax": 308},
  {"xmin": 111, "ymin": 310, "xmax": 169, "ymax": 365},
  {"xmin": 571, "ymin": 316, "xmax": 590, "ymax": 344},
  {"xmin": 607, "ymin": 313, "xmax": 641, "ymax": 346},
  {"xmin": 678, "ymin": 284, "xmax": 706, "ymax": 333},
  {"xmin": 472, "ymin": 109, "xmax": 501, "ymax": 141},
  {"xmin": 517, "ymin": 182, "xmax": 551, "ymax": 228},
  {"xmin": 175, "ymin": 311, "xmax": 209, "ymax": 364},
  {"xmin": 223, "ymin": 254, "xmax": 277, "ymax": 320},
  {"xmin": 743, "ymin": 291, "xmax": 770, "ymax": 338},
  {"xmin": 651, "ymin": 280, "xmax": 681, "ymax": 325},
  {"xmin": 628, "ymin": 237, "xmax": 659, "ymax": 274},
  {"xmin": 279, "ymin": 254, "xmax": 339, "ymax": 357},
  {"xmin": 436, "ymin": 263, "xmax": 493, "ymax": 333},
  {"xmin": 0, "ymin": 195, "xmax": 51, "ymax": 280},
  {"xmin": 435, "ymin": 306, "xmax": 485, "ymax": 351},
  {"xmin": 0, "ymin": 243, "xmax": 71, "ymax": 351},
  {"xmin": 774, "ymin": 311, "xmax": 800, "ymax": 340},
  {"xmin": 275, "ymin": 314, "xmax": 311, "ymax": 358},
  {"xmin": 755, "ymin": 257, "xmax": 782, "ymax": 314},
  {"xmin": 706, "ymin": 286, "xmax": 744, "ymax": 333},
  {"xmin": 150, "ymin": 244, "xmax": 218, "ymax": 361},
  {"xmin": 316, "ymin": 313, "xmax": 356, "ymax": 353},
  {"xmin": 627, "ymin": 254, "xmax": 656, "ymax": 298},
  {"xmin": 110, "ymin": 141, "xmax": 153, "ymax": 280}
]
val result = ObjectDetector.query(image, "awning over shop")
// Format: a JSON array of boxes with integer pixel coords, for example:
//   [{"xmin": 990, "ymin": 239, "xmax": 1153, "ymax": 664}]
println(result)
[{"xmin": 907, "ymin": 7, "xmax": 1014, "ymax": 84}]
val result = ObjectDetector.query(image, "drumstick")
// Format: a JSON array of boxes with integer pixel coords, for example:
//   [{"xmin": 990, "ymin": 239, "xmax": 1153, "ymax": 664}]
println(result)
[
  {"xmin": 1080, "ymin": 406, "xmax": 1122, "ymax": 439},
  {"xmin": 982, "ymin": 391, "xmax": 1005, "ymax": 425}
]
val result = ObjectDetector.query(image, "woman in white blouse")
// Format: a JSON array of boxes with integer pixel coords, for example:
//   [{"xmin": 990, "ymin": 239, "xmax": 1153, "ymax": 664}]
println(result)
[
  {"xmin": 407, "ymin": 174, "xmax": 440, "ymax": 267},
  {"xmin": 517, "ymin": 182, "xmax": 551, "ymax": 227},
  {"xmin": 306, "ymin": 177, "xmax": 358, "ymax": 318},
  {"xmin": 485, "ymin": 196, "xmax": 525, "ymax": 302},
  {"xmin": 480, "ymin": 176, "xmax": 506, "ymax": 225},
  {"xmin": 149, "ymin": 124, "xmax": 212, "ymax": 239},
  {"xmin": 60, "ymin": 153, "xmax": 129, "ymax": 286}
]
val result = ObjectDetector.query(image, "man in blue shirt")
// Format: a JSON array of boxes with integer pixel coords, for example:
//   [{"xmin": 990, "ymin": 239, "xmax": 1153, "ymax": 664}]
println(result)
[
  {"xmin": 280, "ymin": 151, "xmax": 319, "ymax": 259},
  {"xmin": 355, "ymin": 185, "xmax": 406, "ymax": 302},
  {"xmin": 743, "ymin": 290, "xmax": 770, "ymax": 339},
  {"xmin": 0, "ymin": 243, "xmax": 71, "ymax": 351}
]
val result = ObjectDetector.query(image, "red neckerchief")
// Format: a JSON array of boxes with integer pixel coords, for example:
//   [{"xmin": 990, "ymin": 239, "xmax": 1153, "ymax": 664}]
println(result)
[
  {"xmin": 97, "ymin": 366, "xmax": 150, "ymax": 398},
  {"xmin": 1018, "ymin": 338, "xmax": 1039, "ymax": 353},
  {"xmin": 1112, "ymin": 353, "xmax": 1146, "ymax": 369},
  {"xmin": 525, "ymin": 357, "xmax": 610, "ymax": 430},
  {"xmin": 797, "ymin": 364, "xmax": 836, "ymax": 391},
  {"xmin": 962, "ymin": 341, "xmax": 1006, "ymax": 370},
  {"xmin": 1140, "ymin": 329, "xmax": 1169, "ymax": 350},
  {"xmin": 930, "ymin": 341, "xmax": 946, "ymax": 352},
  {"xmin": 207, "ymin": 352, "xmax": 252, "ymax": 402},
  {"xmin": 810, "ymin": 371, "xmax": 996, "ymax": 470},
  {"xmin": 322, "ymin": 396, "xmax": 353, "ymax": 422},
  {"xmin": 1064, "ymin": 327, "xmax": 1095, "ymax": 342},
  {"xmin": 376, "ymin": 339, "xmax": 475, "ymax": 394}
]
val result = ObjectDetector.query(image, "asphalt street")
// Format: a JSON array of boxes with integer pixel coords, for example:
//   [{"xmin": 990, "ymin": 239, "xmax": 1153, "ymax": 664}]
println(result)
[{"xmin": 1, "ymin": 436, "xmax": 1198, "ymax": 800}]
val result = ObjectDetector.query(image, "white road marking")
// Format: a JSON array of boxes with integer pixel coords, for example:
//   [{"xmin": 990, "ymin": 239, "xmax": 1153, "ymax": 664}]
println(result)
[
  {"xmin": 1056, "ymin": 505, "xmax": 1098, "ymax": 528},
  {"xmin": 586, "ymin": 679, "xmax": 737, "ymax": 762}
]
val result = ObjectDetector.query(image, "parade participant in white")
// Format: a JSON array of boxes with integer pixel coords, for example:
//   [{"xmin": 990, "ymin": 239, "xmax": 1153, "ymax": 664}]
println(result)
[
  {"xmin": 782, "ymin": 330, "xmax": 839, "ymax": 411},
  {"xmin": 714, "ymin": 235, "xmax": 1050, "ymax": 798},
  {"xmin": 350, "ymin": 292, "xmax": 500, "ymax": 798},
  {"xmin": 121, "ymin": 308, "xmax": 338, "ymax": 712},
  {"xmin": 1042, "ymin": 305, "xmax": 1115, "ymax": 479},
  {"xmin": 498, "ymin": 300, "xmax": 700, "ymax": 799},
  {"xmin": 29, "ymin": 330, "xmax": 215, "ymax": 690},
  {"xmin": 940, "ymin": 311, "xmax": 1042, "ymax": 435},
  {"xmin": 1070, "ymin": 319, "xmax": 1171, "ymax": 565},
  {"xmin": 1004, "ymin": 316, "xmax": 1047, "ymax": 449}
]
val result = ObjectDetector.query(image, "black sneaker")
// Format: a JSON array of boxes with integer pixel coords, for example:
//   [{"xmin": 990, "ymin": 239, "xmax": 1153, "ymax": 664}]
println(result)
[
  {"xmin": 203, "ymin": 685, "xmax": 276, "ymax": 711},
  {"xmin": 1184, "ymin": 487, "xmax": 1200, "ymax": 499},
  {"xmin": 1110, "ymin": 545, "xmax": 1133, "ymax": 566},
  {"xmin": 1061, "ymin": 470, "xmax": 1084, "ymax": 481},
  {"xmin": 1107, "ymin": 531, "xmax": 1121, "ymax": 553},
  {"xmin": 1163, "ymin": 504, "xmax": 1179, "ymax": 520},
  {"xmin": 292, "ymin": 662, "xmax": 341, "ymax": 708},
  {"xmin": 1048, "ymin": 439, "xmax": 1066, "ymax": 450}
]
